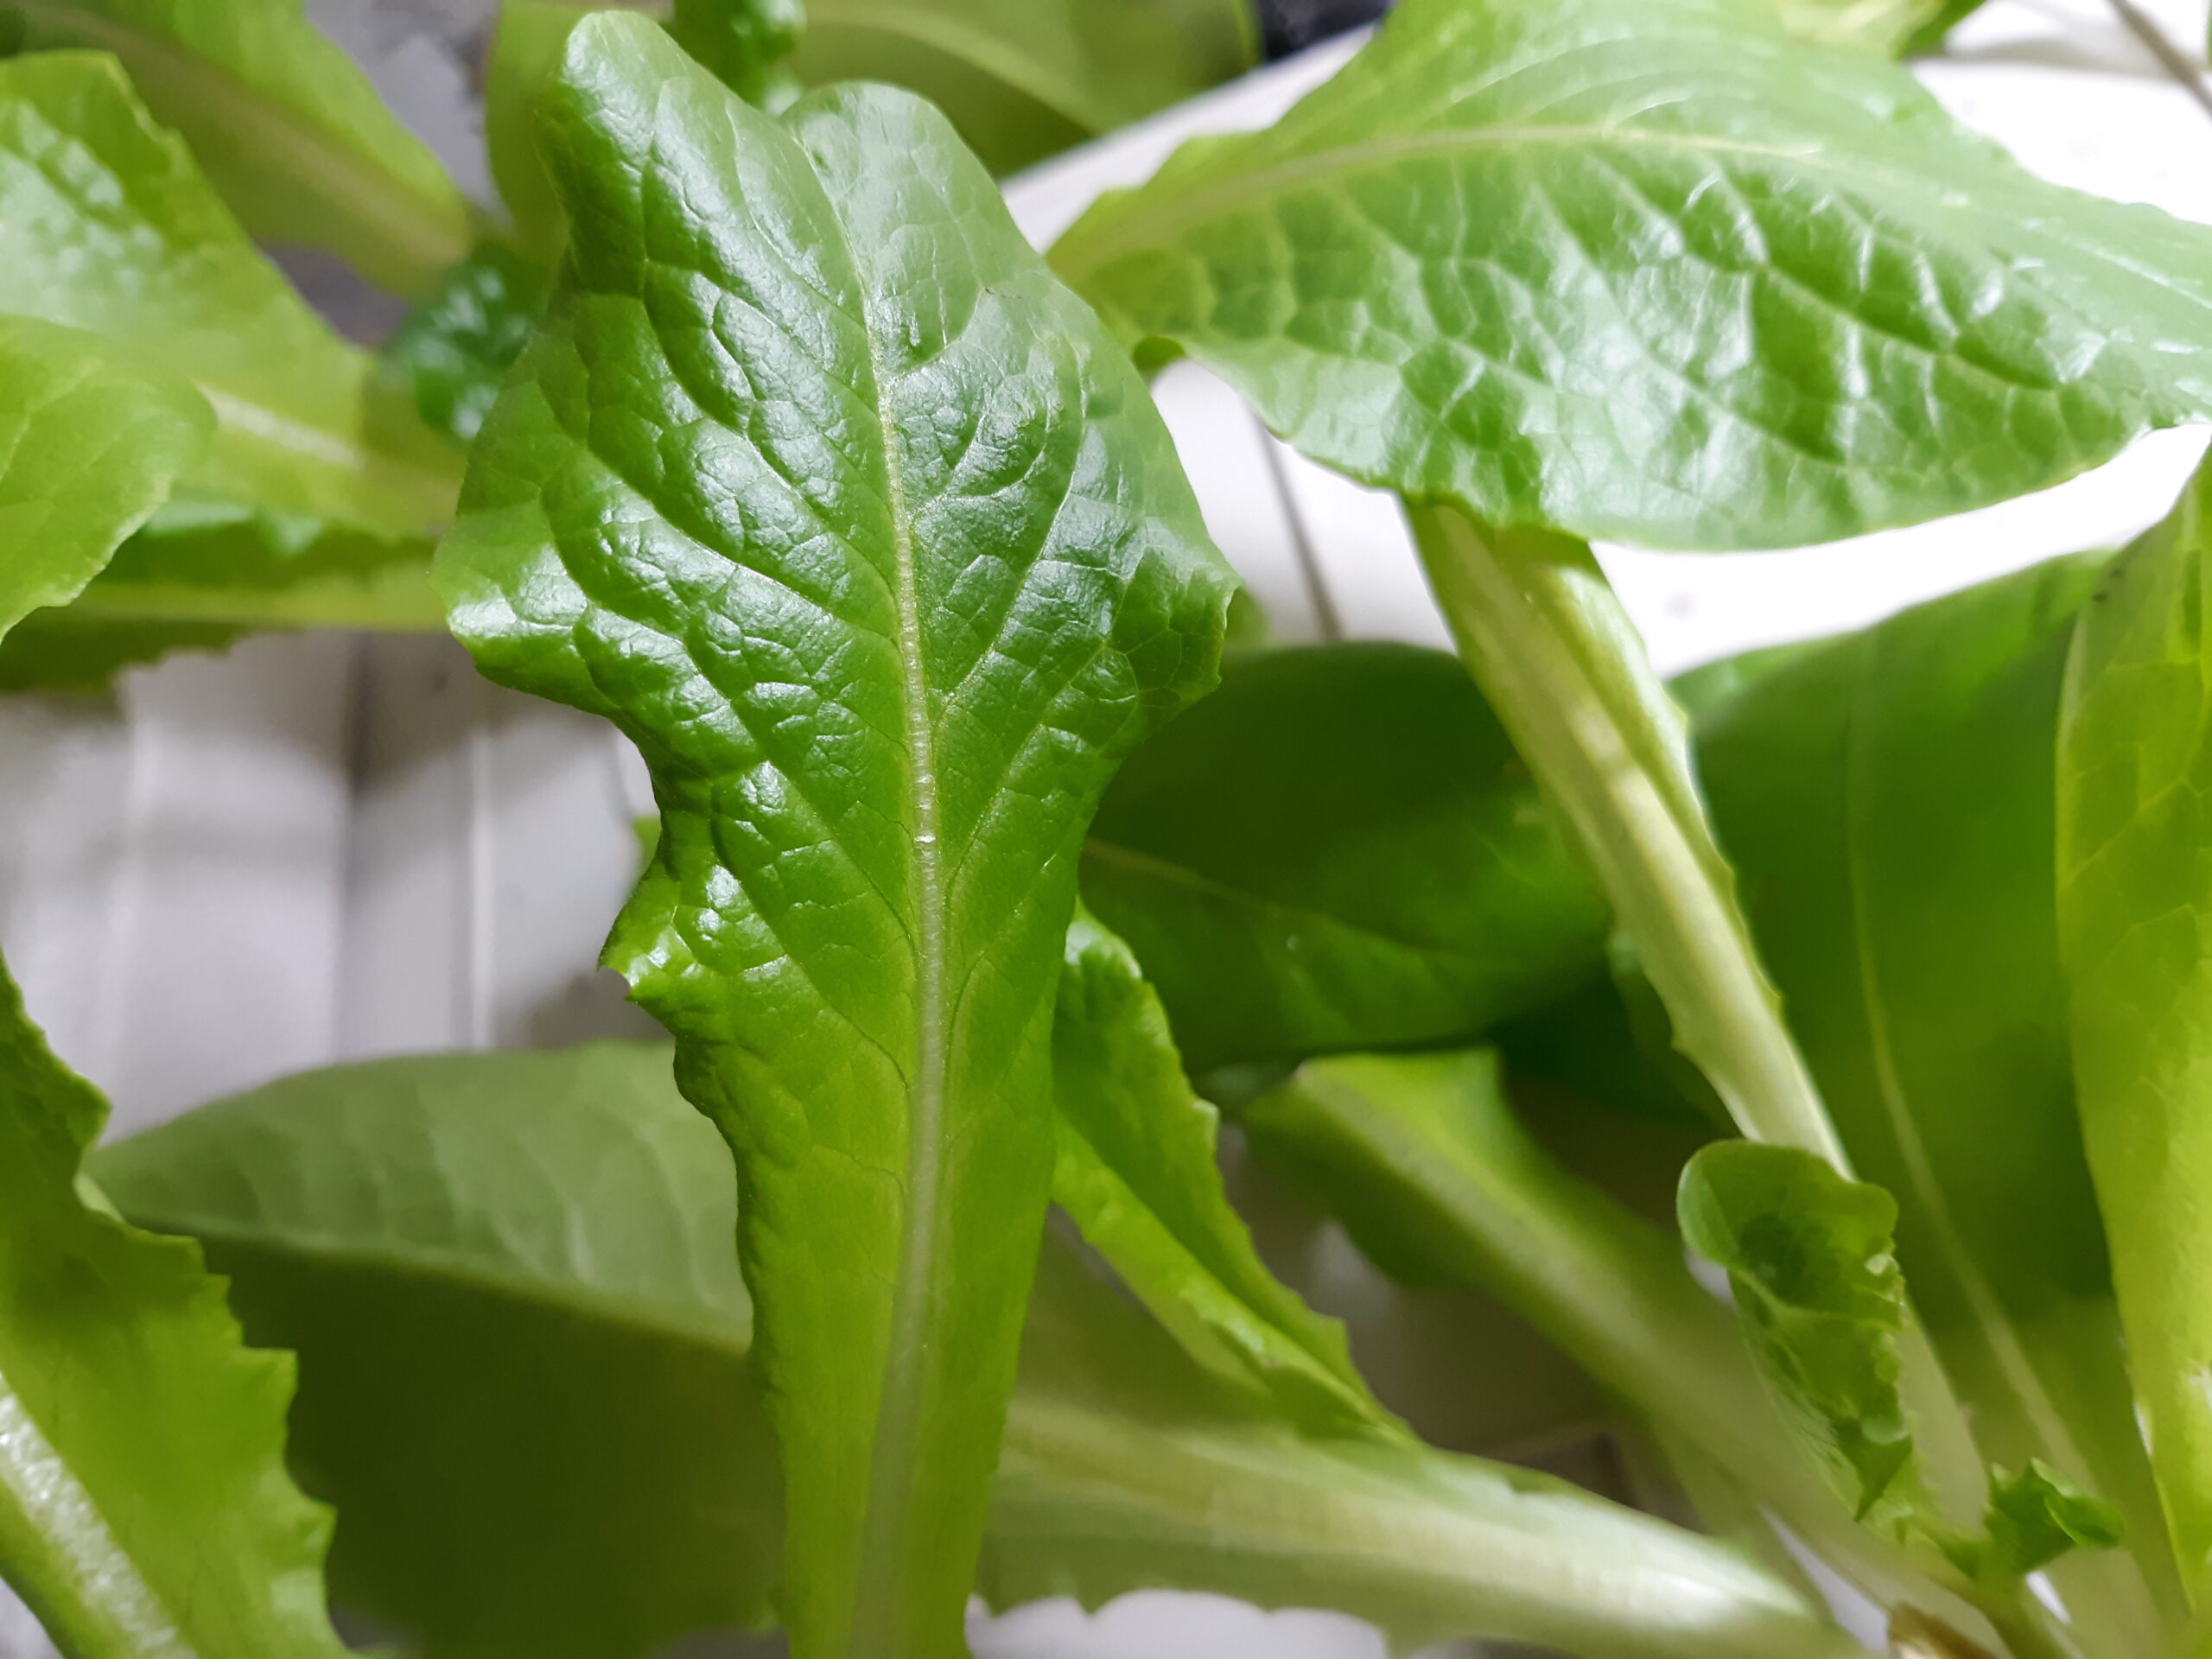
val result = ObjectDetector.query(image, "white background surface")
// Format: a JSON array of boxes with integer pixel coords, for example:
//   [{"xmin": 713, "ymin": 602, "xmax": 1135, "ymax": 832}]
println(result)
[{"xmin": 8, "ymin": 1, "xmax": 2212, "ymax": 1653}]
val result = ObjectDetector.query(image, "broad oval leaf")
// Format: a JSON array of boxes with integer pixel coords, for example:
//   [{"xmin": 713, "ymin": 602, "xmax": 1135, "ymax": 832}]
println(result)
[
  {"xmin": 94, "ymin": 1045, "xmax": 1868, "ymax": 1659},
  {"xmin": 1052, "ymin": 0, "xmax": 2212, "ymax": 551},
  {"xmin": 433, "ymin": 16, "xmax": 1236, "ymax": 1656},
  {"xmin": 0, "ymin": 52, "xmax": 461, "ymax": 537},
  {"xmin": 1052, "ymin": 909, "xmax": 1390, "ymax": 1433},
  {"xmin": 2057, "ymin": 455, "xmax": 2212, "ymax": 1590},
  {"xmin": 1083, "ymin": 641, "xmax": 1611, "ymax": 1071},
  {"xmin": 4, "ymin": 0, "xmax": 471, "ymax": 295}
]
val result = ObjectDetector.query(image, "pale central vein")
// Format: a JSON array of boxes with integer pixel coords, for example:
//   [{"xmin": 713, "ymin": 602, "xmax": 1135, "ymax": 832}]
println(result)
[
  {"xmin": 0, "ymin": 1363, "xmax": 193, "ymax": 1658},
  {"xmin": 850, "ymin": 275, "xmax": 950, "ymax": 1642}
]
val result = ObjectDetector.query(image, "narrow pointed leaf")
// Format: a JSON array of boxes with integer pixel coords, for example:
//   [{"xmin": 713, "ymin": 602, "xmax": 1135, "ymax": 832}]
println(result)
[
  {"xmin": 1081, "ymin": 642, "xmax": 1611, "ymax": 1071},
  {"xmin": 96, "ymin": 1045, "xmax": 1867, "ymax": 1659},
  {"xmin": 433, "ymin": 17, "xmax": 1235, "ymax": 1655},
  {"xmin": 2057, "ymin": 454, "xmax": 2212, "ymax": 1588},
  {"xmin": 5, "ymin": 0, "xmax": 470, "ymax": 295},
  {"xmin": 1051, "ymin": 909, "xmax": 1389, "ymax": 1433},
  {"xmin": 0, "ymin": 53, "xmax": 461, "ymax": 536},
  {"xmin": 1052, "ymin": 0, "xmax": 2212, "ymax": 550}
]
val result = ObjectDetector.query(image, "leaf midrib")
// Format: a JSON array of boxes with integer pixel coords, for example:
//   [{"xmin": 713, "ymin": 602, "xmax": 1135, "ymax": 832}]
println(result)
[
  {"xmin": 16, "ymin": 3, "xmax": 467, "ymax": 285},
  {"xmin": 849, "ymin": 204, "xmax": 952, "ymax": 1643}
]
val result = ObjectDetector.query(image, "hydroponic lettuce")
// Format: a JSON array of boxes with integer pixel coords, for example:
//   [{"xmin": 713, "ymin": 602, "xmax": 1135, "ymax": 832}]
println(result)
[{"xmin": 10, "ymin": 0, "xmax": 2212, "ymax": 1656}]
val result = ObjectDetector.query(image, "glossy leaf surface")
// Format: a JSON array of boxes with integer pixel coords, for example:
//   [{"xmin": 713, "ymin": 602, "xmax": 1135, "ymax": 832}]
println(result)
[
  {"xmin": 1698, "ymin": 551, "xmax": 2175, "ymax": 1635},
  {"xmin": 1051, "ymin": 909, "xmax": 1389, "ymax": 1433},
  {"xmin": 1053, "ymin": 0, "xmax": 2212, "ymax": 550},
  {"xmin": 0, "ymin": 52, "xmax": 461, "ymax": 535},
  {"xmin": 1083, "ymin": 642, "xmax": 1610, "ymax": 1071},
  {"xmin": 2058, "ymin": 456, "xmax": 2212, "ymax": 1589},
  {"xmin": 380, "ymin": 243, "xmax": 550, "ymax": 447},
  {"xmin": 434, "ymin": 18, "xmax": 1236, "ymax": 1655},
  {"xmin": 791, "ymin": 0, "xmax": 1258, "ymax": 175},
  {"xmin": 4, "ymin": 0, "xmax": 470, "ymax": 294},
  {"xmin": 98, "ymin": 1044, "xmax": 1866, "ymax": 1659}
]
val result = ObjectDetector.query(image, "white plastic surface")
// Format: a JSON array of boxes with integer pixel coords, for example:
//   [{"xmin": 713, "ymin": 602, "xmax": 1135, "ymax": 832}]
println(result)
[{"xmin": 5, "ymin": 3, "xmax": 2212, "ymax": 1653}]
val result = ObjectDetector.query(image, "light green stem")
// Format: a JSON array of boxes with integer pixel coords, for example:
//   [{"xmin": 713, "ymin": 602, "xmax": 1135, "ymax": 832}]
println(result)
[{"xmin": 1404, "ymin": 501, "xmax": 2058, "ymax": 1647}]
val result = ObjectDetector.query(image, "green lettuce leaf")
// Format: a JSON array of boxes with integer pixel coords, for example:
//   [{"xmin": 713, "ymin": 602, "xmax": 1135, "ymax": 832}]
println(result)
[
  {"xmin": 1052, "ymin": 0, "xmax": 2212, "ymax": 551},
  {"xmin": 433, "ymin": 17, "xmax": 1236, "ymax": 1655},
  {"xmin": 666, "ymin": 0, "xmax": 805, "ymax": 107},
  {"xmin": 1082, "ymin": 641, "xmax": 1611, "ymax": 1071},
  {"xmin": 0, "ymin": 52, "xmax": 461, "ymax": 537},
  {"xmin": 1773, "ymin": 0, "xmax": 1990, "ymax": 54},
  {"xmin": 1678, "ymin": 1141, "xmax": 1932, "ymax": 1532},
  {"xmin": 1696, "ymin": 551, "xmax": 2178, "ymax": 1641},
  {"xmin": 1239, "ymin": 1051, "xmax": 1859, "ymax": 1560},
  {"xmin": 791, "ymin": 0, "xmax": 1258, "ymax": 175},
  {"xmin": 0, "ymin": 965, "xmax": 351, "ymax": 1658},
  {"xmin": 378, "ymin": 242, "xmax": 550, "ymax": 448},
  {"xmin": 2, "ymin": 0, "xmax": 471, "ymax": 295},
  {"xmin": 1051, "ymin": 908, "xmax": 1390, "ymax": 1433},
  {"xmin": 0, "ymin": 503, "xmax": 440, "ymax": 690},
  {"xmin": 0, "ymin": 367, "xmax": 344, "ymax": 1649},
  {"xmin": 483, "ymin": 0, "xmax": 585, "ymax": 264},
  {"xmin": 2057, "ymin": 455, "xmax": 2212, "ymax": 1592},
  {"xmin": 93, "ymin": 1044, "xmax": 1868, "ymax": 1659},
  {"xmin": 0, "ymin": 314, "xmax": 208, "ymax": 634},
  {"xmin": 484, "ymin": 0, "xmax": 804, "ymax": 264},
  {"xmin": 1679, "ymin": 1144, "xmax": 2123, "ymax": 1596}
]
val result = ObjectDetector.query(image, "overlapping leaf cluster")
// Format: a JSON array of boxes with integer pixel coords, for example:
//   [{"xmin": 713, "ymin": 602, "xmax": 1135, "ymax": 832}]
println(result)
[{"xmin": 16, "ymin": 2, "xmax": 2212, "ymax": 1659}]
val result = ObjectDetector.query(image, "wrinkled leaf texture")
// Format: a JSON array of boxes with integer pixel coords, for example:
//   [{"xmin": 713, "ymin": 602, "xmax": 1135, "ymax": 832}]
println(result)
[
  {"xmin": 1053, "ymin": 0, "xmax": 2212, "ymax": 551},
  {"xmin": 433, "ymin": 16, "xmax": 1236, "ymax": 1656},
  {"xmin": 95, "ymin": 1044, "xmax": 1866, "ymax": 1659}
]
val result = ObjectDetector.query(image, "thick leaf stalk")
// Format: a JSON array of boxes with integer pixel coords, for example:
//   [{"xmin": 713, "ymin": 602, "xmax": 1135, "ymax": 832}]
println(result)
[{"xmin": 434, "ymin": 17, "xmax": 1234, "ymax": 1656}]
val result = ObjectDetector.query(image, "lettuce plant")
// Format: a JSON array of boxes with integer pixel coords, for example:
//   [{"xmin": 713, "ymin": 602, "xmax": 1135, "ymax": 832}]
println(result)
[{"xmin": 14, "ymin": 1, "xmax": 2212, "ymax": 1656}]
